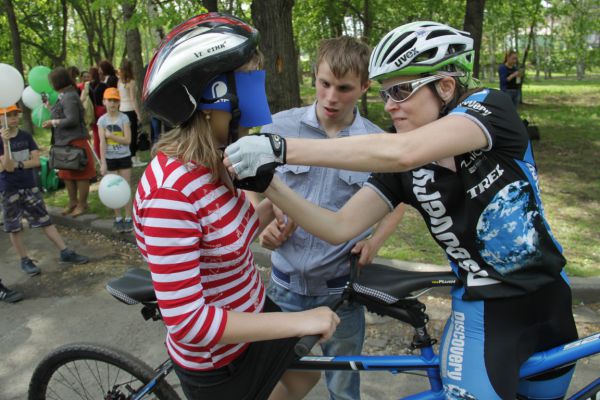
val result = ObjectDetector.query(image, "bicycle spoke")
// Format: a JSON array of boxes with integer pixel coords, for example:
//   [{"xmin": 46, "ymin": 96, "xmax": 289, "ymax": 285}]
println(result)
[
  {"xmin": 44, "ymin": 358, "xmax": 145, "ymax": 399},
  {"xmin": 50, "ymin": 361, "xmax": 93, "ymax": 399},
  {"xmin": 90, "ymin": 359, "xmax": 108, "ymax": 394}
]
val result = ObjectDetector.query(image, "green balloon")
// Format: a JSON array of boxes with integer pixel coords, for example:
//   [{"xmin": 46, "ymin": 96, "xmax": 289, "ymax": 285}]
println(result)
[
  {"xmin": 47, "ymin": 90, "xmax": 59, "ymax": 105},
  {"xmin": 32, "ymin": 105, "xmax": 51, "ymax": 127},
  {"xmin": 29, "ymin": 66, "xmax": 53, "ymax": 94}
]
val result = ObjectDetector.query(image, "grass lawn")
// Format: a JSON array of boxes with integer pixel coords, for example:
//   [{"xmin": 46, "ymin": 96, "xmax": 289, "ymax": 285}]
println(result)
[{"xmin": 35, "ymin": 77, "xmax": 600, "ymax": 277}]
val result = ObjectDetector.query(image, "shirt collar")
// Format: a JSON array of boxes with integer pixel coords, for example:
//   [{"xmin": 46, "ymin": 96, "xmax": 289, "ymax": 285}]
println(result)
[{"xmin": 301, "ymin": 101, "xmax": 367, "ymax": 137}]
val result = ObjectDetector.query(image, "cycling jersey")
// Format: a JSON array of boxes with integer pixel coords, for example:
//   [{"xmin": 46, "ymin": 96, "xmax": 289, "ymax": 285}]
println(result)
[{"xmin": 366, "ymin": 88, "xmax": 565, "ymax": 300}]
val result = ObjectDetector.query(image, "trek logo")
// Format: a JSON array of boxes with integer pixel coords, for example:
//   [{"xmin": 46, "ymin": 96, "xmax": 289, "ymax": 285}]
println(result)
[
  {"xmin": 194, "ymin": 41, "xmax": 227, "ymax": 58},
  {"xmin": 447, "ymin": 311, "xmax": 465, "ymax": 380},
  {"xmin": 467, "ymin": 164, "xmax": 504, "ymax": 199},
  {"xmin": 412, "ymin": 169, "xmax": 491, "ymax": 284},
  {"xmin": 460, "ymin": 100, "xmax": 491, "ymax": 116},
  {"xmin": 394, "ymin": 48, "xmax": 419, "ymax": 67}
]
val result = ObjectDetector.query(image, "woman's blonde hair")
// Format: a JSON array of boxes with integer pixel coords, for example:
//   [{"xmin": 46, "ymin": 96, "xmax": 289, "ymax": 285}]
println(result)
[{"xmin": 152, "ymin": 112, "xmax": 222, "ymax": 179}]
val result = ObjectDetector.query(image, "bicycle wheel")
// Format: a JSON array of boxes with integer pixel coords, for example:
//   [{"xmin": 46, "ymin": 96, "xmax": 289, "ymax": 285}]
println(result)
[{"xmin": 28, "ymin": 342, "xmax": 180, "ymax": 400}]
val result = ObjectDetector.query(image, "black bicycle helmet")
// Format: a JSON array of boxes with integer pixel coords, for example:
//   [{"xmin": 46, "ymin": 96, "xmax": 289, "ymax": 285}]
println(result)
[{"xmin": 143, "ymin": 13, "xmax": 259, "ymax": 126}]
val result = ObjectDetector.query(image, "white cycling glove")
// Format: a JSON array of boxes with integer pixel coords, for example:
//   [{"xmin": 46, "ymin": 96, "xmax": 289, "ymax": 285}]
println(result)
[{"xmin": 225, "ymin": 133, "xmax": 286, "ymax": 180}]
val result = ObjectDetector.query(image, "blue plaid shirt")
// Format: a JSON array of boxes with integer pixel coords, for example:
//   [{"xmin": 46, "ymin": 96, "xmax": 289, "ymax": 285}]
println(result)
[{"xmin": 261, "ymin": 103, "xmax": 382, "ymax": 295}]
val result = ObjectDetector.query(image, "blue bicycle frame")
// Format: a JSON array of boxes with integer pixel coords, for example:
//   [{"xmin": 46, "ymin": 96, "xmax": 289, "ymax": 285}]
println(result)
[
  {"xmin": 291, "ymin": 332, "xmax": 600, "ymax": 399},
  {"xmin": 102, "ymin": 265, "xmax": 599, "ymax": 400}
]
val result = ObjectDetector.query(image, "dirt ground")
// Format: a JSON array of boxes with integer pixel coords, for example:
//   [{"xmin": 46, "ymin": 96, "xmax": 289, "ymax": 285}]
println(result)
[{"xmin": 47, "ymin": 227, "xmax": 600, "ymax": 353}]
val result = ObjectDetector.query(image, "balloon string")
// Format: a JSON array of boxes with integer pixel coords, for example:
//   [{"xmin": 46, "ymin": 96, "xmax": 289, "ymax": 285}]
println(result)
[
  {"xmin": 87, "ymin": 139, "xmax": 101, "ymax": 166},
  {"xmin": 3, "ymin": 113, "xmax": 11, "ymax": 158}
]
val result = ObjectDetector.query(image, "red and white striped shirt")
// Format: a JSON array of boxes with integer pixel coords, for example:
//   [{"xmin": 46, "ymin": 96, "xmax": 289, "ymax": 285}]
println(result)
[{"xmin": 133, "ymin": 152, "xmax": 264, "ymax": 370}]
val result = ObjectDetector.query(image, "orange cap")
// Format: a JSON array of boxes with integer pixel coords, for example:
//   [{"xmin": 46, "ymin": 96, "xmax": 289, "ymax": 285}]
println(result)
[
  {"xmin": 0, "ymin": 105, "xmax": 22, "ymax": 115},
  {"xmin": 103, "ymin": 87, "xmax": 120, "ymax": 100}
]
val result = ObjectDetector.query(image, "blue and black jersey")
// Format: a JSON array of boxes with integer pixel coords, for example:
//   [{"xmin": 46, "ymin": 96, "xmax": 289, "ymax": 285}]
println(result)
[{"xmin": 366, "ymin": 88, "xmax": 565, "ymax": 300}]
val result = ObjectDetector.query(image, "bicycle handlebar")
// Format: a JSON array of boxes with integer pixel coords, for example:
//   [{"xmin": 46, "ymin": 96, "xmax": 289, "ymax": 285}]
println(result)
[
  {"xmin": 294, "ymin": 255, "xmax": 359, "ymax": 357},
  {"xmin": 294, "ymin": 334, "xmax": 321, "ymax": 357}
]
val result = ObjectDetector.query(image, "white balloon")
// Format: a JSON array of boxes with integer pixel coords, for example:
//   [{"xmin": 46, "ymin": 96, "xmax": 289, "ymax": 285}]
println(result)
[
  {"xmin": 98, "ymin": 174, "xmax": 131, "ymax": 209},
  {"xmin": 0, "ymin": 63, "xmax": 25, "ymax": 108},
  {"xmin": 22, "ymin": 86, "xmax": 43, "ymax": 110}
]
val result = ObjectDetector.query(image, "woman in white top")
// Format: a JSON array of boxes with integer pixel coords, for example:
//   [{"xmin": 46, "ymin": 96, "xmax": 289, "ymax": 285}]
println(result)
[{"xmin": 117, "ymin": 59, "xmax": 144, "ymax": 167}]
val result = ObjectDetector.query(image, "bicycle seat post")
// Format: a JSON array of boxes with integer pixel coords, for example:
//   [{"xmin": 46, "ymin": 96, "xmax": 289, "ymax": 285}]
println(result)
[{"xmin": 403, "ymin": 300, "xmax": 436, "ymax": 351}]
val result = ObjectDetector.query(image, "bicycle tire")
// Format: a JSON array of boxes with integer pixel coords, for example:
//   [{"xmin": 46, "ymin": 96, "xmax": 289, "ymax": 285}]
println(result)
[{"xmin": 28, "ymin": 342, "xmax": 180, "ymax": 400}]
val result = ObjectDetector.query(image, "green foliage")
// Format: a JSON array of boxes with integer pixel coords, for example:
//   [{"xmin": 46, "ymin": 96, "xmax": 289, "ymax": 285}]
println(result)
[
  {"xmin": 1, "ymin": 0, "xmax": 68, "ymax": 67},
  {"xmin": 3, "ymin": 0, "xmax": 599, "ymax": 79},
  {"xmin": 293, "ymin": 0, "xmax": 466, "ymax": 66}
]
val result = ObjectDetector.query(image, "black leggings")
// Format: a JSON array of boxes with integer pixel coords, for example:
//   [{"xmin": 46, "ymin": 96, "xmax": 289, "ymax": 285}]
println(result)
[{"xmin": 173, "ymin": 298, "xmax": 300, "ymax": 400}]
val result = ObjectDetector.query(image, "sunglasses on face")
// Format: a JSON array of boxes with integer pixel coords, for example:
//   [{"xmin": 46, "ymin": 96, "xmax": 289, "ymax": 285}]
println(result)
[{"xmin": 379, "ymin": 75, "xmax": 443, "ymax": 104}]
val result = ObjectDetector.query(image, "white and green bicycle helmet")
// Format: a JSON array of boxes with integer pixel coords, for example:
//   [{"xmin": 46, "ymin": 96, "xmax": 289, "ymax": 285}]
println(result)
[{"xmin": 369, "ymin": 21, "xmax": 475, "ymax": 82}]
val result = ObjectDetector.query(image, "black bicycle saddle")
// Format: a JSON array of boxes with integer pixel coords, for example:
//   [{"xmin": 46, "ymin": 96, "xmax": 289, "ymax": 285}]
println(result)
[
  {"xmin": 353, "ymin": 263, "xmax": 457, "ymax": 304},
  {"xmin": 106, "ymin": 268, "xmax": 156, "ymax": 305}
]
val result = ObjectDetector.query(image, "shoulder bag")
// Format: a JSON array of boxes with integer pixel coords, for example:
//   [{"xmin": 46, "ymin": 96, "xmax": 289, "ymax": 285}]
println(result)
[{"xmin": 49, "ymin": 145, "xmax": 88, "ymax": 171}]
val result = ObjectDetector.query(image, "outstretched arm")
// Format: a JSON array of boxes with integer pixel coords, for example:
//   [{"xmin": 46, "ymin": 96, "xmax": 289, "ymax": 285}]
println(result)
[
  {"xmin": 265, "ymin": 176, "xmax": 390, "ymax": 245},
  {"xmin": 283, "ymin": 115, "xmax": 486, "ymax": 172},
  {"xmin": 225, "ymin": 114, "xmax": 487, "ymax": 178}
]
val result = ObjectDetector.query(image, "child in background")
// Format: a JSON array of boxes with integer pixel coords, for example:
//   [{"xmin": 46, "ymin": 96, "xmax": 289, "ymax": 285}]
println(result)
[
  {"xmin": 0, "ymin": 105, "xmax": 89, "ymax": 277},
  {"xmin": 97, "ymin": 88, "xmax": 133, "ymax": 233},
  {"xmin": 118, "ymin": 59, "xmax": 145, "ymax": 167}
]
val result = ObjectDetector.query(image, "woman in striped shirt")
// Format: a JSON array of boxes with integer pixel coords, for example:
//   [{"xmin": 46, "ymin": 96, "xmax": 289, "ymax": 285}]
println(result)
[{"xmin": 134, "ymin": 13, "xmax": 339, "ymax": 400}]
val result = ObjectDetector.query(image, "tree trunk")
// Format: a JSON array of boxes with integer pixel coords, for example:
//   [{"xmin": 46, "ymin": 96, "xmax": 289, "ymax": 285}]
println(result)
[
  {"xmin": 57, "ymin": 0, "xmax": 68, "ymax": 67},
  {"xmin": 510, "ymin": 6, "xmax": 519, "ymax": 54},
  {"xmin": 545, "ymin": 15, "xmax": 555, "ymax": 79},
  {"xmin": 251, "ymin": 0, "xmax": 301, "ymax": 114},
  {"xmin": 488, "ymin": 31, "xmax": 496, "ymax": 83},
  {"xmin": 122, "ymin": 1, "xmax": 145, "ymax": 118},
  {"xmin": 360, "ymin": 0, "xmax": 371, "ymax": 118},
  {"xmin": 463, "ymin": 0, "xmax": 486, "ymax": 78},
  {"xmin": 521, "ymin": 0, "xmax": 541, "ymax": 68},
  {"xmin": 72, "ymin": 3, "xmax": 101, "ymax": 63},
  {"xmin": 146, "ymin": 0, "xmax": 164, "ymax": 58},
  {"xmin": 202, "ymin": 0, "xmax": 218, "ymax": 12},
  {"xmin": 576, "ymin": 58, "xmax": 585, "ymax": 80},
  {"xmin": 533, "ymin": 32, "xmax": 540, "ymax": 80},
  {"xmin": 3, "ymin": 0, "xmax": 35, "ymax": 135}
]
